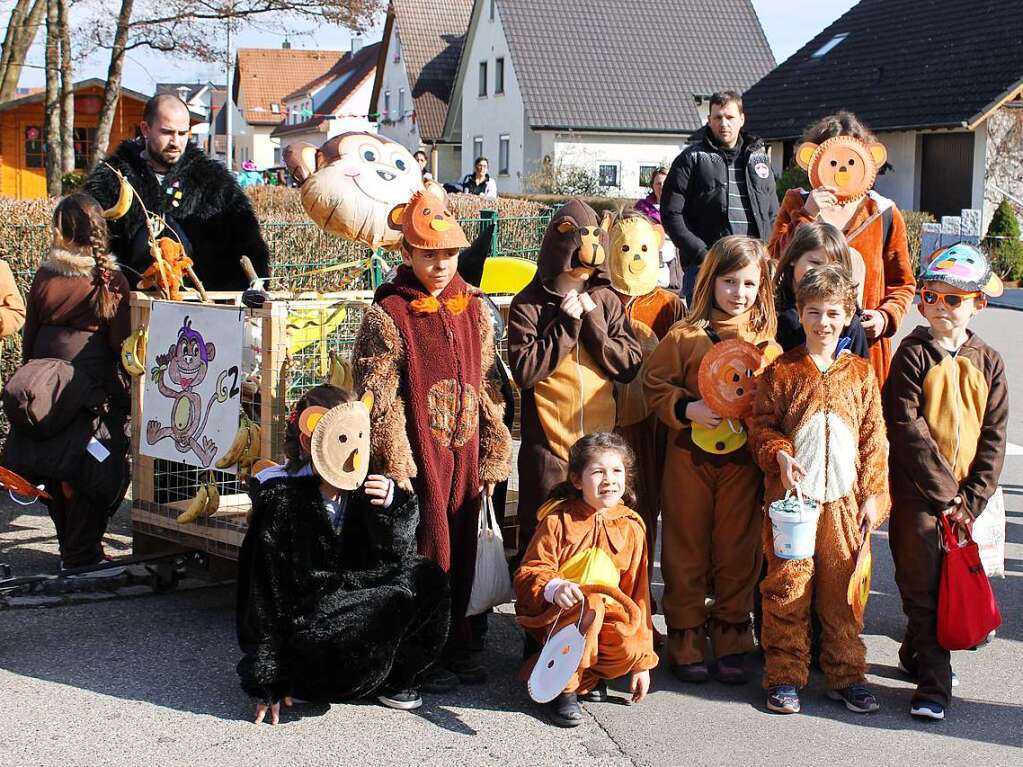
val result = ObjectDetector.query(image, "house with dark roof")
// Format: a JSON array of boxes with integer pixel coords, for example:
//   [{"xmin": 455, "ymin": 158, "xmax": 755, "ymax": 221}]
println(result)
[
  {"xmin": 369, "ymin": 0, "xmax": 474, "ymax": 181},
  {"xmin": 441, "ymin": 0, "xmax": 774, "ymax": 195},
  {"xmin": 156, "ymin": 81, "xmax": 226, "ymax": 158},
  {"xmin": 742, "ymin": 0, "xmax": 1023, "ymax": 227},
  {"xmin": 271, "ymin": 41, "xmax": 381, "ymax": 151}
]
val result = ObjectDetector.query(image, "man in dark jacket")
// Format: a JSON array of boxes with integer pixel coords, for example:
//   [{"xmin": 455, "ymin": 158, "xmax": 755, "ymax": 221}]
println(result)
[
  {"xmin": 84, "ymin": 94, "xmax": 270, "ymax": 291},
  {"xmin": 661, "ymin": 90, "xmax": 778, "ymax": 300}
]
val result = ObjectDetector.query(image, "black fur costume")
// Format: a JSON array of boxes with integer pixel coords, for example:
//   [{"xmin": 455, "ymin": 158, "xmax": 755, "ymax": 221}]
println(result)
[
  {"xmin": 83, "ymin": 139, "xmax": 270, "ymax": 290},
  {"xmin": 236, "ymin": 475, "xmax": 450, "ymax": 702}
]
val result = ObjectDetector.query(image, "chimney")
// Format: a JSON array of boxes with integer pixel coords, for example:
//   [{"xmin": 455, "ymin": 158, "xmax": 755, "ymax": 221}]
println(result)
[
  {"xmin": 350, "ymin": 35, "xmax": 363, "ymax": 54},
  {"xmin": 282, "ymin": 38, "xmax": 292, "ymax": 50}
]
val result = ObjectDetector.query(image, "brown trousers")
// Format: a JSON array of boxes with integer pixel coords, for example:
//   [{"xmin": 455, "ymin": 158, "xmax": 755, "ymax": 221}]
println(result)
[
  {"xmin": 888, "ymin": 493, "xmax": 953, "ymax": 707},
  {"xmin": 525, "ymin": 592, "xmax": 650, "ymax": 694},
  {"xmin": 661, "ymin": 444, "xmax": 762, "ymax": 665},
  {"xmin": 617, "ymin": 415, "xmax": 667, "ymax": 580},
  {"xmin": 761, "ymin": 497, "xmax": 866, "ymax": 689}
]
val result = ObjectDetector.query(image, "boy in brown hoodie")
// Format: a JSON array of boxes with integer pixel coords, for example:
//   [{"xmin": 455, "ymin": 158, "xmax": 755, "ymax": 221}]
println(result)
[
  {"xmin": 884, "ymin": 244, "xmax": 1007, "ymax": 722},
  {"xmin": 508, "ymin": 200, "xmax": 642, "ymax": 558}
]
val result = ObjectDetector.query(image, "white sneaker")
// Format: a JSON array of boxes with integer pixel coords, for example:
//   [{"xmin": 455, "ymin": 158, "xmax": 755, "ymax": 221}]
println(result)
[
  {"xmin": 377, "ymin": 688, "xmax": 422, "ymax": 710},
  {"xmin": 910, "ymin": 701, "xmax": 945, "ymax": 720}
]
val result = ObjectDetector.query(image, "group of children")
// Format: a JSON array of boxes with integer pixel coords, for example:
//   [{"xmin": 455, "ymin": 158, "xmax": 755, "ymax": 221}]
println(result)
[{"xmin": 234, "ymin": 165, "xmax": 1006, "ymax": 728}]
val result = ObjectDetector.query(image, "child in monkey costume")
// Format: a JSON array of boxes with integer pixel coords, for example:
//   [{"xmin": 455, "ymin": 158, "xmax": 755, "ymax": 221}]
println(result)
[
  {"xmin": 749, "ymin": 265, "xmax": 888, "ymax": 716},
  {"xmin": 508, "ymin": 200, "xmax": 643, "ymax": 558},
  {"xmin": 607, "ymin": 212, "xmax": 686, "ymax": 574},
  {"xmin": 353, "ymin": 191, "xmax": 513, "ymax": 689},
  {"xmin": 515, "ymin": 432, "xmax": 658, "ymax": 727}
]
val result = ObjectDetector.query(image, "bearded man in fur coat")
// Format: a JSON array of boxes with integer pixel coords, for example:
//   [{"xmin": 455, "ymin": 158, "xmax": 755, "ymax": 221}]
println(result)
[{"xmin": 83, "ymin": 94, "xmax": 269, "ymax": 291}]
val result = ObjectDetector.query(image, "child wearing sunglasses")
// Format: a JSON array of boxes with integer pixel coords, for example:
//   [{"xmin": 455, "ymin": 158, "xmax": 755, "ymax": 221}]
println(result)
[{"xmin": 883, "ymin": 243, "xmax": 1008, "ymax": 722}]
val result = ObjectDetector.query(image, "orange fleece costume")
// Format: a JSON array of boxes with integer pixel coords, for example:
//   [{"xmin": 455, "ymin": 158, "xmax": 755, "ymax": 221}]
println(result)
[
  {"xmin": 748, "ymin": 349, "xmax": 888, "ymax": 689},
  {"xmin": 768, "ymin": 191, "xmax": 915, "ymax": 386},
  {"xmin": 515, "ymin": 499, "xmax": 658, "ymax": 694},
  {"xmin": 643, "ymin": 310, "xmax": 773, "ymax": 665}
]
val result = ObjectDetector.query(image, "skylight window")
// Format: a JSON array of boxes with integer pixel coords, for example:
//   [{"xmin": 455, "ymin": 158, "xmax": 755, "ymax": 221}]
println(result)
[{"xmin": 811, "ymin": 33, "xmax": 848, "ymax": 59}]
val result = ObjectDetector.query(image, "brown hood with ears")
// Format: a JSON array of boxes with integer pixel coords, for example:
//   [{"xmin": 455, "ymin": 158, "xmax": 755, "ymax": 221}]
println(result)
[{"xmin": 536, "ymin": 199, "xmax": 612, "ymax": 290}]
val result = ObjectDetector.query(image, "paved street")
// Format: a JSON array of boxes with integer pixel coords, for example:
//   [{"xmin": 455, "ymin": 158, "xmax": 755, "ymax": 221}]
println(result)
[{"xmin": 2, "ymin": 308, "xmax": 1022, "ymax": 766}]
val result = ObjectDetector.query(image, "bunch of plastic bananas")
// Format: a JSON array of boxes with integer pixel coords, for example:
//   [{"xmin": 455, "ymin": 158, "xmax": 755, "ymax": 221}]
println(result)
[
  {"xmin": 328, "ymin": 351, "xmax": 354, "ymax": 390},
  {"xmin": 120, "ymin": 326, "xmax": 147, "ymax": 376},
  {"xmin": 215, "ymin": 414, "xmax": 262, "ymax": 481},
  {"xmin": 102, "ymin": 166, "xmax": 135, "ymax": 220},
  {"xmin": 176, "ymin": 472, "xmax": 220, "ymax": 524}
]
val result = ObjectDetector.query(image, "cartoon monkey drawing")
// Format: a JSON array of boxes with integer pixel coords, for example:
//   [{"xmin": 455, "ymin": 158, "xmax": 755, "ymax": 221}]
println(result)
[{"xmin": 146, "ymin": 316, "xmax": 230, "ymax": 467}]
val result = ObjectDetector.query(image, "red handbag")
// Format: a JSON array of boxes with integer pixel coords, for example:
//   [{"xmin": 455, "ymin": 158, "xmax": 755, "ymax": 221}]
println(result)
[{"xmin": 937, "ymin": 514, "xmax": 1002, "ymax": 650}]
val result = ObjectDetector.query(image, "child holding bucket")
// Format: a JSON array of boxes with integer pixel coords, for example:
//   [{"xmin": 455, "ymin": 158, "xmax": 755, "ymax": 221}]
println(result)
[
  {"xmin": 514, "ymin": 432, "xmax": 657, "ymax": 727},
  {"xmin": 643, "ymin": 235, "xmax": 777, "ymax": 684},
  {"xmin": 884, "ymin": 244, "xmax": 1007, "ymax": 721},
  {"xmin": 749, "ymin": 264, "xmax": 888, "ymax": 715}
]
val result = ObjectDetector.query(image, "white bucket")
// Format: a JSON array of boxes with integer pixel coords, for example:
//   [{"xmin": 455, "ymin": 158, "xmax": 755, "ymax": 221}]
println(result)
[{"xmin": 768, "ymin": 485, "xmax": 821, "ymax": 560}]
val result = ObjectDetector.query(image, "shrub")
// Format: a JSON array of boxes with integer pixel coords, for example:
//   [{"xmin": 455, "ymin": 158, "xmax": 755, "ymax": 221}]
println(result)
[
  {"xmin": 901, "ymin": 210, "xmax": 937, "ymax": 274},
  {"xmin": 776, "ymin": 161, "xmax": 808, "ymax": 202},
  {"xmin": 524, "ymin": 158, "xmax": 611, "ymax": 197},
  {"xmin": 984, "ymin": 199, "xmax": 1023, "ymax": 281},
  {"xmin": 61, "ymin": 172, "xmax": 85, "ymax": 192}
]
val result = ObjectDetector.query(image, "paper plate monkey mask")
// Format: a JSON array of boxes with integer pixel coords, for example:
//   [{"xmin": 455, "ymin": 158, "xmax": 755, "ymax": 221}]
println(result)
[
  {"xmin": 698, "ymin": 339, "xmax": 782, "ymax": 419},
  {"xmin": 608, "ymin": 215, "xmax": 665, "ymax": 296},
  {"xmin": 796, "ymin": 135, "xmax": 888, "ymax": 204},
  {"xmin": 299, "ymin": 391, "xmax": 375, "ymax": 490},
  {"xmin": 283, "ymin": 132, "xmax": 424, "ymax": 249}
]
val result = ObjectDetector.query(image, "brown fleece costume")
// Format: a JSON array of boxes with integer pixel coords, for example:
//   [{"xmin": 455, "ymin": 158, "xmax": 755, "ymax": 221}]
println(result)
[
  {"xmin": 768, "ymin": 191, "xmax": 915, "ymax": 386},
  {"xmin": 748, "ymin": 349, "xmax": 888, "ymax": 689},
  {"xmin": 643, "ymin": 310, "xmax": 773, "ymax": 665},
  {"xmin": 353, "ymin": 267, "xmax": 512, "ymax": 648},
  {"xmin": 515, "ymin": 499, "xmax": 658, "ymax": 693},
  {"xmin": 884, "ymin": 327, "xmax": 1007, "ymax": 708},
  {"xmin": 508, "ymin": 201, "xmax": 643, "ymax": 555},
  {"xmin": 615, "ymin": 289, "xmax": 687, "ymax": 567}
]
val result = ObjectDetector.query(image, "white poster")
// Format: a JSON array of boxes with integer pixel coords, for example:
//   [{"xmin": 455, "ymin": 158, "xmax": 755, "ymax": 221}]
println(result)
[{"xmin": 141, "ymin": 301, "xmax": 245, "ymax": 471}]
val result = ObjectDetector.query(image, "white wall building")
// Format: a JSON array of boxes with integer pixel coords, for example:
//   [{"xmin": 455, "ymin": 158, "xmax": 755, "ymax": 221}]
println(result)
[{"xmin": 443, "ymin": 0, "xmax": 775, "ymax": 196}]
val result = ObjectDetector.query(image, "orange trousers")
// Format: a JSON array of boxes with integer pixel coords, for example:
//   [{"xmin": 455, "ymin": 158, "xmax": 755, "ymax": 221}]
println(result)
[
  {"xmin": 660, "ymin": 444, "xmax": 763, "ymax": 665},
  {"xmin": 761, "ymin": 498, "xmax": 867, "ymax": 689},
  {"xmin": 524, "ymin": 593, "xmax": 650, "ymax": 694}
]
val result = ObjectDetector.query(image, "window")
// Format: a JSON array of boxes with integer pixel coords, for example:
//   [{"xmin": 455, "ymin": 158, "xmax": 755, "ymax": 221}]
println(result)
[
  {"xmin": 270, "ymin": 103, "xmax": 280, "ymax": 114},
  {"xmin": 499, "ymin": 134, "xmax": 510, "ymax": 175},
  {"xmin": 473, "ymin": 136, "xmax": 484, "ymax": 161},
  {"xmin": 72, "ymin": 127, "xmax": 97, "ymax": 169},
  {"xmin": 490, "ymin": 0, "xmax": 495, "ymax": 20},
  {"xmin": 495, "ymin": 58, "xmax": 505, "ymax": 94},
  {"xmin": 478, "ymin": 61, "xmax": 488, "ymax": 97},
  {"xmin": 639, "ymin": 164, "xmax": 658, "ymax": 188},
  {"xmin": 398, "ymin": 88, "xmax": 405, "ymax": 117},
  {"xmin": 24, "ymin": 125, "xmax": 44, "ymax": 168},
  {"xmin": 384, "ymin": 90, "xmax": 391, "ymax": 118},
  {"xmin": 598, "ymin": 162, "xmax": 620, "ymax": 188},
  {"xmin": 811, "ymin": 33, "xmax": 848, "ymax": 59}
]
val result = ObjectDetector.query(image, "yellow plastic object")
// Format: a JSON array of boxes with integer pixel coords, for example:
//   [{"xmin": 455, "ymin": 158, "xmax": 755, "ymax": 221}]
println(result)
[
  {"xmin": 691, "ymin": 419, "xmax": 747, "ymax": 455},
  {"xmin": 480, "ymin": 256, "xmax": 537, "ymax": 295},
  {"xmin": 558, "ymin": 546, "xmax": 621, "ymax": 589},
  {"xmin": 286, "ymin": 305, "xmax": 348, "ymax": 356}
]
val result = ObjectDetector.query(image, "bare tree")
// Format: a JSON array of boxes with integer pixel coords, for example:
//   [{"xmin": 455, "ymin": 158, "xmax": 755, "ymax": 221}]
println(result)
[
  {"xmin": 0, "ymin": 0, "xmax": 46, "ymax": 103},
  {"xmin": 85, "ymin": 0, "xmax": 381, "ymax": 169},
  {"xmin": 44, "ymin": 0, "xmax": 62, "ymax": 195},
  {"xmin": 58, "ymin": 0, "xmax": 75, "ymax": 173}
]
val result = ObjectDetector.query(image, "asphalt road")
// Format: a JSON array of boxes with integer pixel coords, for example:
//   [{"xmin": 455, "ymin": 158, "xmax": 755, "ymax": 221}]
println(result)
[{"xmin": 1, "ymin": 308, "xmax": 1021, "ymax": 766}]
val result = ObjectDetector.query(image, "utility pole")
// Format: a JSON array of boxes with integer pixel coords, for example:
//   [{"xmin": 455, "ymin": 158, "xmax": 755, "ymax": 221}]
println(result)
[{"xmin": 225, "ymin": 8, "xmax": 233, "ymax": 172}]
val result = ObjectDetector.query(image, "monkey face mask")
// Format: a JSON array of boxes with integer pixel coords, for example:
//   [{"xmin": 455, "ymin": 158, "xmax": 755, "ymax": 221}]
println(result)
[
  {"xmin": 608, "ymin": 216, "xmax": 664, "ymax": 297},
  {"xmin": 796, "ymin": 135, "xmax": 888, "ymax": 204},
  {"xmin": 302, "ymin": 391, "xmax": 374, "ymax": 491}
]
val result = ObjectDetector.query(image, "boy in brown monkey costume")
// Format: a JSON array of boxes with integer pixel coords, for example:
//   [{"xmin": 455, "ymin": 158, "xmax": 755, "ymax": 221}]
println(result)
[
  {"xmin": 353, "ymin": 190, "xmax": 512, "ymax": 690},
  {"xmin": 508, "ymin": 200, "xmax": 643, "ymax": 559}
]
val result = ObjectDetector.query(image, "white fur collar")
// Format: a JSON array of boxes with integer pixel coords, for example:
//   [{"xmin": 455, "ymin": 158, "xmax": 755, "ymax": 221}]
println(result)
[{"xmin": 41, "ymin": 244, "xmax": 119, "ymax": 278}]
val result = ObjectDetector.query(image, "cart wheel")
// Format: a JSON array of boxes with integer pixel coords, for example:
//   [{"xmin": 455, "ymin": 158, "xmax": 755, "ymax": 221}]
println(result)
[{"xmin": 147, "ymin": 561, "xmax": 183, "ymax": 594}]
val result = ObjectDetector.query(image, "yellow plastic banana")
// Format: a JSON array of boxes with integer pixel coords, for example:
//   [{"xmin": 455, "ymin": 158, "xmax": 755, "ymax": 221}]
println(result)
[
  {"xmin": 176, "ymin": 484, "xmax": 209, "ymax": 524},
  {"xmin": 203, "ymin": 481, "xmax": 220, "ymax": 517},
  {"xmin": 120, "ymin": 327, "xmax": 147, "ymax": 376},
  {"xmin": 328, "ymin": 352, "xmax": 353, "ymax": 390},
  {"xmin": 102, "ymin": 170, "xmax": 135, "ymax": 220},
  {"xmin": 215, "ymin": 419, "xmax": 252, "ymax": 469}
]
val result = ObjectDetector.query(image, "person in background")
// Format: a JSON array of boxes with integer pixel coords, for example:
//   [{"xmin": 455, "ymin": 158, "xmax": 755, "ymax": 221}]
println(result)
[
  {"xmin": 461, "ymin": 157, "xmax": 497, "ymax": 197},
  {"xmin": 414, "ymin": 149, "xmax": 433, "ymax": 181},
  {"xmin": 661, "ymin": 91, "xmax": 778, "ymax": 302},
  {"xmin": 0, "ymin": 253, "xmax": 26, "ymax": 374},
  {"xmin": 634, "ymin": 166, "xmax": 683, "ymax": 293},
  {"xmin": 238, "ymin": 160, "xmax": 263, "ymax": 188}
]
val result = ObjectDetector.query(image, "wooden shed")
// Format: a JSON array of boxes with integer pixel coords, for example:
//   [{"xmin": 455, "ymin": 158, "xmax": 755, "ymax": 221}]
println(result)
[{"xmin": 0, "ymin": 78, "xmax": 149, "ymax": 199}]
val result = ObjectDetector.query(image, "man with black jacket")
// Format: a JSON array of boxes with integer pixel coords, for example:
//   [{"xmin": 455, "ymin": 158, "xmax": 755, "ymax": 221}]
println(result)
[
  {"xmin": 661, "ymin": 90, "xmax": 777, "ymax": 300},
  {"xmin": 84, "ymin": 94, "xmax": 269, "ymax": 291}
]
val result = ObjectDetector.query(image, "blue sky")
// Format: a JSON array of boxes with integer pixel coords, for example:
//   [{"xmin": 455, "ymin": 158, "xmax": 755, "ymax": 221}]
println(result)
[{"xmin": 19, "ymin": 0, "xmax": 860, "ymax": 92}]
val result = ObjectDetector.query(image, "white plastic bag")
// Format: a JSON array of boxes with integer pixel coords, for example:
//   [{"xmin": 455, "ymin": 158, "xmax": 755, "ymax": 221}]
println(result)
[
  {"xmin": 972, "ymin": 487, "xmax": 1005, "ymax": 578},
  {"xmin": 466, "ymin": 496, "xmax": 514, "ymax": 615}
]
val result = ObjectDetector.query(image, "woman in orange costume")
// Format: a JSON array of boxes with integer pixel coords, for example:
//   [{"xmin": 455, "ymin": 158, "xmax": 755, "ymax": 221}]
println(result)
[
  {"xmin": 768, "ymin": 112, "xmax": 915, "ymax": 385},
  {"xmin": 515, "ymin": 433, "xmax": 657, "ymax": 727}
]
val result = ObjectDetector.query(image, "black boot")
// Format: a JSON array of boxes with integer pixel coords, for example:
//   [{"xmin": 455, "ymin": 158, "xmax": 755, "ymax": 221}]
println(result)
[{"xmin": 550, "ymin": 692, "xmax": 584, "ymax": 727}]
